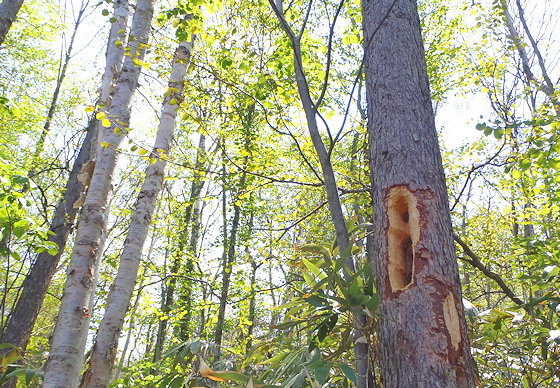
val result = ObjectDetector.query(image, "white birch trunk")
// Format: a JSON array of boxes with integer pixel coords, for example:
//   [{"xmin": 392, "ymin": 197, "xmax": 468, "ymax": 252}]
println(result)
[
  {"xmin": 42, "ymin": 1, "xmax": 154, "ymax": 387},
  {"xmin": 94, "ymin": 0, "xmax": 130, "ymax": 154},
  {"xmin": 79, "ymin": 38, "xmax": 193, "ymax": 388},
  {"xmin": 0, "ymin": 0, "xmax": 130, "ymax": 361}
]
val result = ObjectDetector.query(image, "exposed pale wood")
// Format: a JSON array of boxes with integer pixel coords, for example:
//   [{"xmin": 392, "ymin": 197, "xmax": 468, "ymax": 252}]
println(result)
[{"xmin": 363, "ymin": 0, "xmax": 477, "ymax": 386}]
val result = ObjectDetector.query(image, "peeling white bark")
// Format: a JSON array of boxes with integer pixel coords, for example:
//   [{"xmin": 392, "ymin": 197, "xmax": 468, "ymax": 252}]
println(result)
[
  {"xmin": 42, "ymin": 1, "xmax": 154, "ymax": 387},
  {"xmin": 80, "ymin": 38, "xmax": 193, "ymax": 388}
]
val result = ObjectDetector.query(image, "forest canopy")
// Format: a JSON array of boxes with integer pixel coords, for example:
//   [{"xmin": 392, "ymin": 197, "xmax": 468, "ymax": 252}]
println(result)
[{"xmin": 0, "ymin": 0, "xmax": 559, "ymax": 386}]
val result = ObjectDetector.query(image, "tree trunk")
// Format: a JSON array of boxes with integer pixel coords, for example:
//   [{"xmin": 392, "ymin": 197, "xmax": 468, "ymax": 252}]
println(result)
[
  {"xmin": 362, "ymin": 0, "xmax": 477, "ymax": 386},
  {"xmin": 177, "ymin": 166, "xmax": 206, "ymax": 341},
  {"xmin": 214, "ymin": 172, "xmax": 244, "ymax": 352},
  {"xmin": 246, "ymin": 258, "xmax": 258, "ymax": 355},
  {"xmin": 0, "ymin": 0, "xmax": 24, "ymax": 45},
  {"xmin": 79, "ymin": 37, "xmax": 192, "ymax": 388},
  {"xmin": 0, "ymin": 0, "xmax": 130, "ymax": 354},
  {"xmin": 214, "ymin": 105, "xmax": 254, "ymax": 354},
  {"xmin": 42, "ymin": 1, "xmax": 153, "ymax": 386},
  {"xmin": 152, "ymin": 133, "xmax": 206, "ymax": 361},
  {"xmin": 268, "ymin": 2, "xmax": 372, "ymax": 385},
  {"xmin": 0, "ymin": 120, "xmax": 93, "ymax": 350},
  {"xmin": 92, "ymin": 0, "xmax": 131, "ymax": 156}
]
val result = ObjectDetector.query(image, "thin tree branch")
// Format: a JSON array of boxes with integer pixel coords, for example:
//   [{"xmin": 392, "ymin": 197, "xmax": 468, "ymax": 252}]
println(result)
[{"xmin": 453, "ymin": 233, "xmax": 525, "ymax": 307}]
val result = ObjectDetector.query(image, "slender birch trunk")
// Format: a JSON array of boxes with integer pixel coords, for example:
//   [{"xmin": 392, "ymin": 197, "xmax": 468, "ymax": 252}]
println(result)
[
  {"xmin": 362, "ymin": 0, "xmax": 477, "ymax": 386},
  {"xmin": 79, "ymin": 38, "xmax": 193, "ymax": 388},
  {"xmin": 0, "ymin": 0, "xmax": 24, "ymax": 45},
  {"xmin": 93, "ymin": 0, "xmax": 131, "ymax": 154},
  {"xmin": 42, "ymin": 2, "xmax": 152, "ymax": 386},
  {"xmin": 0, "ymin": 0, "xmax": 129, "ymax": 353}
]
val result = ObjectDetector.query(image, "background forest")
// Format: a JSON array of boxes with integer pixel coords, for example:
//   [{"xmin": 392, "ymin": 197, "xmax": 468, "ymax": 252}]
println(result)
[{"xmin": 0, "ymin": 0, "xmax": 559, "ymax": 386}]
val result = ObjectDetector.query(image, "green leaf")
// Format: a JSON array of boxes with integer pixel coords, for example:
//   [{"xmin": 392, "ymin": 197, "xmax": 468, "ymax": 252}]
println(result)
[
  {"xmin": 313, "ymin": 362, "xmax": 331, "ymax": 385},
  {"xmin": 25, "ymin": 369, "xmax": 35, "ymax": 384},
  {"xmin": 169, "ymin": 376, "xmax": 184, "ymax": 388},
  {"xmin": 335, "ymin": 363, "xmax": 357, "ymax": 383},
  {"xmin": 519, "ymin": 159, "xmax": 531, "ymax": 170},
  {"xmin": 364, "ymin": 293, "xmax": 380, "ymax": 312},
  {"xmin": 302, "ymin": 258, "xmax": 325, "ymax": 279},
  {"xmin": 303, "ymin": 293, "xmax": 329, "ymax": 308},
  {"xmin": 299, "ymin": 244, "xmax": 331, "ymax": 260},
  {"xmin": 13, "ymin": 226, "xmax": 26, "ymax": 238}
]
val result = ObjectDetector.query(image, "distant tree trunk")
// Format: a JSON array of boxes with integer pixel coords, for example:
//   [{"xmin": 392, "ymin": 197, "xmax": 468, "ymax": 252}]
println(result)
[
  {"xmin": 114, "ymin": 263, "xmax": 149, "ymax": 381},
  {"xmin": 246, "ymin": 257, "xmax": 259, "ymax": 355},
  {"xmin": 79, "ymin": 37, "xmax": 192, "ymax": 388},
  {"xmin": 214, "ymin": 106, "xmax": 254, "ymax": 354},
  {"xmin": 0, "ymin": 0, "xmax": 24, "ymax": 45},
  {"xmin": 152, "ymin": 133, "xmax": 206, "ymax": 362},
  {"xmin": 0, "ymin": 0, "xmax": 130, "ymax": 354},
  {"xmin": 362, "ymin": 0, "xmax": 477, "ymax": 386},
  {"xmin": 214, "ymin": 173, "xmax": 243, "ymax": 351},
  {"xmin": 177, "ymin": 167, "xmax": 206, "ymax": 341},
  {"xmin": 42, "ymin": 1, "xmax": 153, "ymax": 386}
]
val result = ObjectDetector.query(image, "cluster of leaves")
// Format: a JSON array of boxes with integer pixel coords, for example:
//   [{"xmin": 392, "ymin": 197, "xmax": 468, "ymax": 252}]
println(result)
[{"xmin": 0, "ymin": 160, "xmax": 58, "ymax": 259}]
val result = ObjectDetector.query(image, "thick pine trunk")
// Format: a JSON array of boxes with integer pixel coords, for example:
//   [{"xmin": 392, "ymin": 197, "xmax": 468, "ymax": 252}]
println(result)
[
  {"xmin": 362, "ymin": 0, "xmax": 477, "ymax": 386},
  {"xmin": 0, "ymin": 0, "xmax": 24, "ymax": 45},
  {"xmin": 79, "ymin": 38, "xmax": 192, "ymax": 388},
  {"xmin": 0, "ymin": 0, "xmax": 130, "ymax": 353},
  {"xmin": 42, "ymin": 1, "xmax": 153, "ymax": 386}
]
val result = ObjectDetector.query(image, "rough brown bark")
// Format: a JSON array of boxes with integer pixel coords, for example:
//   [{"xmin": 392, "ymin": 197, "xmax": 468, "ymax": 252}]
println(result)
[
  {"xmin": 0, "ymin": 0, "xmax": 24, "ymax": 45},
  {"xmin": 362, "ymin": 0, "xmax": 477, "ymax": 386}
]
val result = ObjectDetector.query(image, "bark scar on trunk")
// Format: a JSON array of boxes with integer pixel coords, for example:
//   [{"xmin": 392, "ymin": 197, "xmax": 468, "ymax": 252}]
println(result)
[
  {"xmin": 443, "ymin": 292, "xmax": 461, "ymax": 351},
  {"xmin": 386, "ymin": 185, "xmax": 420, "ymax": 292}
]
